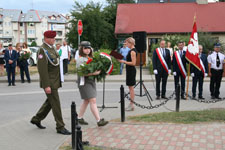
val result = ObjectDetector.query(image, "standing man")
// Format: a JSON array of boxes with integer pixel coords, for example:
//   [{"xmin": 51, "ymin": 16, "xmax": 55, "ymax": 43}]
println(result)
[
  {"xmin": 30, "ymin": 31, "xmax": 71, "ymax": 135},
  {"xmin": 4, "ymin": 44, "xmax": 17, "ymax": 86},
  {"xmin": 60, "ymin": 40, "xmax": 71, "ymax": 75},
  {"xmin": 207, "ymin": 43, "xmax": 225, "ymax": 100},
  {"xmin": 191, "ymin": 45, "xmax": 208, "ymax": 100},
  {"xmin": 153, "ymin": 40, "xmax": 171, "ymax": 99},
  {"xmin": 119, "ymin": 43, "xmax": 130, "ymax": 74},
  {"xmin": 173, "ymin": 41, "xmax": 187, "ymax": 99}
]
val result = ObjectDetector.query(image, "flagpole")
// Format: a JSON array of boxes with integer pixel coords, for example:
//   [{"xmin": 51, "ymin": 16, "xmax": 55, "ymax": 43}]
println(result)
[{"xmin": 185, "ymin": 14, "xmax": 196, "ymax": 100}]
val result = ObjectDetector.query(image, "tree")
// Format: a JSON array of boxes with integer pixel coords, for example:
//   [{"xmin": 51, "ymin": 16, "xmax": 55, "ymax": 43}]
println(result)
[
  {"xmin": 30, "ymin": 41, "xmax": 37, "ymax": 47},
  {"xmin": 67, "ymin": 2, "xmax": 114, "ymax": 50}
]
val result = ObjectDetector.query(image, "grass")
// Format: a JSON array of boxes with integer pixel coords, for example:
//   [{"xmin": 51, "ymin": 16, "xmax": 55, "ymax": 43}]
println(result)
[{"xmin": 128, "ymin": 108, "xmax": 225, "ymax": 124}]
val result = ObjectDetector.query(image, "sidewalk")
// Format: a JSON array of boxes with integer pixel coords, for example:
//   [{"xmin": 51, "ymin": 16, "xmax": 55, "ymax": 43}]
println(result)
[
  {"xmin": 0, "ymin": 67, "xmax": 224, "ymax": 83},
  {"xmin": 60, "ymin": 99, "xmax": 225, "ymax": 150}
]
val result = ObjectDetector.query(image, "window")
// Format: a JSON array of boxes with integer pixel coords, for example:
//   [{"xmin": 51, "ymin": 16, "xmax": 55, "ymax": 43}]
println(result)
[
  {"xmin": 8, "ymin": 22, "xmax": 11, "ymax": 26},
  {"xmin": 20, "ymin": 23, "xmax": 23, "ymax": 27},
  {"xmin": 0, "ymin": 30, "xmax": 3, "ymax": 34},
  {"xmin": 28, "ymin": 23, "xmax": 34, "ymax": 27},
  {"xmin": 57, "ymin": 31, "xmax": 62, "ymax": 36}
]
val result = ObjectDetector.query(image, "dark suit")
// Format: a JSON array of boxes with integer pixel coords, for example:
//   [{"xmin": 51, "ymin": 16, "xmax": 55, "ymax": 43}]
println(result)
[
  {"xmin": 153, "ymin": 48, "xmax": 171, "ymax": 97},
  {"xmin": 191, "ymin": 53, "xmax": 208, "ymax": 98},
  {"xmin": 4, "ymin": 49, "xmax": 18, "ymax": 85},
  {"xmin": 18, "ymin": 52, "xmax": 31, "ymax": 82},
  {"xmin": 173, "ymin": 50, "xmax": 187, "ymax": 97}
]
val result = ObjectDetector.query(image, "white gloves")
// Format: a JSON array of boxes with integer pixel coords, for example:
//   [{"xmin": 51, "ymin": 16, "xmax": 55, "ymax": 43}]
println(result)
[
  {"xmin": 205, "ymin": 73, "xmax": 208, "ymax": 77},
  {"xmin": 173, "ymin": 72, "xmax": 177, "ymax": 76},
  {"xmin": 154, "ymin": 70, "xmax": 158, "ymax": 75},
  {"xmin": 168, "ymin": 70, "xmax": 171, "ymax": 74},
  {"xmin": 191, "ymin": 73, "xmax": 195, "ymax": 77}
]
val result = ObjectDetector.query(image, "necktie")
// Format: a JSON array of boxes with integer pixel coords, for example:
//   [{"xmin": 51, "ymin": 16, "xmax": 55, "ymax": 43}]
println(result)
[
  {"xmin": 216, "ymin": 53, "xmax": 220, "ymax": 68},
  {"xmin": 10, "ymin": 51, "xmax": 12, "ymax": 57},
  {"xmin": 180, "ymin": 51, "xmax": 182, "ymax": 58},
  {"xmin": 163, "ymin": 49, "xmax": 166, "ymax": 58}
]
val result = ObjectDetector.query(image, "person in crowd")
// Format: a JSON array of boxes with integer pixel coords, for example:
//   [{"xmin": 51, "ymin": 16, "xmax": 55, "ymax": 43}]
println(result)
[
  {"xmin": 56, "ymin": 43, "xmax": 64, "ymax": 82},
  {"xmin": 4, "ymin": 44, "xmax": 17, "ymax": 86},
  {"xmin": 207, "ymin": 43, "xmax": 225, "ymax": 100},
  {"xmin": 173, "ymin": 41, "xmax": 187, "ymax": 99},
  {"xmin": 183, "ymin": 41, "xmax": 187, "ymax": 51},
  {"xmin": 0, "ymin": 42, "xmax": 5, "ymax": 76},
  {"xmin": 15, "ymin": 43, "xmax": 21, "ymax": 73},
  {"xmin": 22, "ymin": 42, "xmax": 31, "ymax": 53},
  {"xmin": 76, "ymin": 41, "xmax": 108, "ymax": 127},
  {"xmin": 60, "ymin": 40, "xmax": 71, "ymax": 75},
  {"xmin": 153, "ymin": 40, "xmax": 171, "ymax": 100},
  {"xmin": 30, "ymin": 30, "xmax": 71, "ymax": 135},
  {"xmin": 16, "ymin": 43, "xmax": 31, "ymax": 83},
  {"xmin": 117, "ymin": 37, "xmax": 137, "ymax": 111},
  {"xmin": 167, "ymin": 41, "xmax": 173, "ymax": 61},
  {"xmin": 191, "ymin": 45, "xmax": 208, "ymax": 100},
  {"xmin": 119, "ymin": 42, "xmax": 130, "ymax": 74}
]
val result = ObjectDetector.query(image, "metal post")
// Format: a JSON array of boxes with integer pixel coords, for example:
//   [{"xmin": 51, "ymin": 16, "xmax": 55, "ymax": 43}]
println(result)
[
  {"xmin": 76, "ymin": 125, "xmax": 83, "ymax": 150},
  {"xmin": 120, "ymin": 85, "xmax": 125, "ymax": 122},
  {"xmin": 71, "ymin": 102, "xmax": 76, "ymax": 150},
  {"xmin": 176, "ymin": 84, "xmax": 181, "ymax": 112},
  {"xmin": 140, "ymin": 52, "xmax": 143, "ymax": 96},
  {"xmin": 78, "ymin": 35, "xmax": 80, "ymax": 49}
]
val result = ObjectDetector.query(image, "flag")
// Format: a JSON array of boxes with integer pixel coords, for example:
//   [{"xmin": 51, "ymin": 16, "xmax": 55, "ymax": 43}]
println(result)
[{"xmin": 185, "ymin": 21, "xmax": 201, "ymax": 71}]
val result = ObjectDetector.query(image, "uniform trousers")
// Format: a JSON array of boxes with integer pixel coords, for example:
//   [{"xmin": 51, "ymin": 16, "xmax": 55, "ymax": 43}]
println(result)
[
  {"xmin": 155, "ymin": 70, "xmax": 168, "ymax": 97},
  {"xmin": 210, "ymin": 69, "xmax": 223, "ymax": 97},
  {"xmin": 192, "ymin": 74, "xmax": 204, "ymax": 98},
  {"xmin": 31, "ymin": 89, "xmax": 65, "ymax": 131},
  {"xmin": 174, "ymin": 72, "xmax": 186, "ymax": 97}
]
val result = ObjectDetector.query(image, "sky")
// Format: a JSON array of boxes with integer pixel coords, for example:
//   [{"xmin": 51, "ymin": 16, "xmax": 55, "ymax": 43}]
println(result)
[{"xmin": 0, "ymin": 0, "xmax": 218, "ymax": 14}]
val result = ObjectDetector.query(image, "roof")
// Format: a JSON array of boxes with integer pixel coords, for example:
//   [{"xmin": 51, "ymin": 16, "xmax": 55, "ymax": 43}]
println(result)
[
  {"xmin": 1, "ymin": 9, "xmax": 22, "ymax": 22},
  {"xmin": 20, "ymin": 10, "xmax": 67, "ymax": 23},
  {"xmin": 115, "ymin": 3, "xmax": 225, "ymax": 34}
]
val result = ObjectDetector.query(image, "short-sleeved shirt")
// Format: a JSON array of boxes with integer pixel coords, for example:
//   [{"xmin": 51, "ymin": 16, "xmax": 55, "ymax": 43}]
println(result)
[
  {"xmin": 60, "ymin": 45, "xmax": 71, "ymax": 59},
  {"xmin": 120, "ymin": 47, "xmax": 130, "ymax": 60},
  {"xmin": 207, "ymin": 51, "xmax": 225, "ymax": 70}
]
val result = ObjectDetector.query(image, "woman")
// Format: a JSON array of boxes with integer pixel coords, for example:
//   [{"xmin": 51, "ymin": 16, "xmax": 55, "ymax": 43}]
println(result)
[
  {"xmin": 167, "ymin": 41, "xmax": 173, "ymax": 61},
  {"xmin": 22, "ymin": 42, "xmax": 31, "ymax": 53},
  {"xmin": 0, "ymin": 43, "xmax": 5, "ymax": 76},
  {"xmin": 17, "ymin": 43, "xmax": 31, "ymax": 83},
  {"xmin": 76, "ymin": 41, "xmax": 108, "ymax": 127},
  {"xmin": 15, "ymin": 43, "xmax": 21, "ymax": 73},
  {"xmin": 56, "ymin": 43, "xmax": 64, "ymax": 82},
  {"xmin": 118, "ymin": 37, "xmax": 137, "ymax": 111}
]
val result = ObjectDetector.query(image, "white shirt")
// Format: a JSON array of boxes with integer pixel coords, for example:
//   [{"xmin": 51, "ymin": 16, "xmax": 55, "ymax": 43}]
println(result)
[
  {"xmin": 207, "ymin": 51, "xmax": 225, "ymax": 70},
  {"xmin": 60, "ymin": 45, "xmax": 71, "ymax": 59},
  {"xmin": 183, "ymin": 46, "xmax": 187, "ymax": 51},
  {"xmin": 75, "ymin": 50, "xmax": 79, "ymax": 61}
]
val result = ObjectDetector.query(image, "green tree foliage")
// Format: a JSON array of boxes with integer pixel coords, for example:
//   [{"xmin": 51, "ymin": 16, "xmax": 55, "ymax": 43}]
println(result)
[
  {"xmin": 30, "ymin": 41, "xmax": 37, "ymax": 47},
  {"xmin": 67, "ymin": 0, "xmax": 135, "ymax": 50},
  {"xmin": 67, "ymin": 2, "xmax": 113, "ymax": 50}
]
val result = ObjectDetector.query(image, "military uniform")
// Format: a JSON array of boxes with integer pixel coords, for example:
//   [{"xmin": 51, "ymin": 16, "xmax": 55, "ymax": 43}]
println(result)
[{"xmin": 31, "ymin": 42, "xmax": 65, "ymax": 131}]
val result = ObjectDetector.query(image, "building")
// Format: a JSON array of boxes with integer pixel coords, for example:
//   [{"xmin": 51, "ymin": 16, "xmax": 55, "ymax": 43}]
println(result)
[
  {"xmin": 0, "ymin": 8, "xmax": 69, "ymax": 47},
  {"xmin": 115, "ymin": 2, "xmax": 225, "ymax": 64},
  {"xmin": 138, "ymin": 0, "xmax": 197, "ymax": 3}
]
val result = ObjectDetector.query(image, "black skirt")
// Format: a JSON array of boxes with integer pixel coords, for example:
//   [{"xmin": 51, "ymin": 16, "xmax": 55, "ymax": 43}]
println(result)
[
  {"xmin": 0, "ymin": 58, "xmax": 4, "ymax": 64},
  {"xmin": 126, "ymin": 65, "xmax": 136, "ymax": 86}
]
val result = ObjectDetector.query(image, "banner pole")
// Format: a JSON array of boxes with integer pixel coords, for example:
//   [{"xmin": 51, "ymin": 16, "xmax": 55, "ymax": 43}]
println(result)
[{"xmin": 186, "ymin": 63, "xmax": 190, "ymax": 100}]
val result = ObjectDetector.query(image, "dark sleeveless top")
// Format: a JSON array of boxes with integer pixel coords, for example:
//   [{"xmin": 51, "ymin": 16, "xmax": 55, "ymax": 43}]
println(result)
[{"xmin": 125, "ymin": 48, "xmax": 137, "ymax": 86}]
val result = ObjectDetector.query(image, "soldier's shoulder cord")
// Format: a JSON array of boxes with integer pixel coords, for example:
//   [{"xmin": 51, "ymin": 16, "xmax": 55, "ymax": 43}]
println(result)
[{"xmin": 42, "ymin": 48, "xmax": 59, "ymax": 67}]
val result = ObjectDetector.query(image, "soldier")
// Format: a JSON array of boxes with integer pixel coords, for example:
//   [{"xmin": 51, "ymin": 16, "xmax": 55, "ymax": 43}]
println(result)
[
  {"xmin": 30, "ymin": 31, "xmax": 71, "ymax": 135},
  {"xmin": 152, "ymin": 40, "xmax": 171, "ymax": 99},
  {"xmin": 191, "ymin": 45, "xmax": 208, "ymax": 100},
  {"xmin": 207, "ymin": 43, "xmax": 225, "ymax": 100},
  {"xmin": 173, "ymin": 41, "xmax": 187, "ymax": 99}
]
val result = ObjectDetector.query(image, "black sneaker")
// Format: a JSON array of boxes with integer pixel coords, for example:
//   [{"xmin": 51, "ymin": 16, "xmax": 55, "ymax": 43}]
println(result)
[
  {"xmin": 215, "ymin": 97, "xmax": 222, "ymax": 100},
  {"xmin": 192, "ymin": 96, "xmax": 197, "ymax": 100},
  {"xmin": 97, "ymin": 118, "xmax": 108, "ymax": 127},
  {"xmin": 211, "ymin": 96, "xmax": 215, "ymax": 99},
  {"xmin": 198, "ymin": 96, "xmax": 205, "ymax": 100},
  {"xmin": 78, "ymin": 118, "xmax": 88, "ymax": 125}
]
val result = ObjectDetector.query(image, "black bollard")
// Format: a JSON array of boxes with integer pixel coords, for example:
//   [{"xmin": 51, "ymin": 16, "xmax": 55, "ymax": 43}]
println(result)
[
  {"xmin": 71, "ymin": 102, "xmax": 76, "ymax": 150},
  {"xmin": 120, "ymin": 85, "xmax": 125, "ymax": 122},
  {"xmin": 176, "ymin": 84, "xmax": 181, "ymax": 112},
  {"xmin": 76, "ymin": 125, "xmax": 83, "ymax": 150}
]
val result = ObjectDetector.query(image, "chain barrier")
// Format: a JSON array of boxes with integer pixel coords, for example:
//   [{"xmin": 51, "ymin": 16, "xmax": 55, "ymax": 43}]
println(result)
[
  {"xmin": 124, "ymin": 91, "xmax": 175, "ymax": 110},
  {"xmin": 186, "ymin": 94, "xmax": 225, "ymax": 103}
]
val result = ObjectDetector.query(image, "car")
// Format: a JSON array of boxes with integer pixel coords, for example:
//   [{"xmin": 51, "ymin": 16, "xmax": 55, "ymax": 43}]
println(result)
[{"xmin": 28, "ymin": 47, "xmax": 39, "ymax": 66}]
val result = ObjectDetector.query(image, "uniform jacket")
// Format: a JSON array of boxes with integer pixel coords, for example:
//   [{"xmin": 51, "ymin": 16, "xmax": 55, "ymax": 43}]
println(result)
[
  {"xmin": 37, "ymin": 43, "xmax": 61, "ymax": 89},
  {"xmin": 153, "ymin": 48, "xmax": 171, "ymax": 72},
  {"xmin": 4, "ymin": 49, "xmax": 18, "ymax": 68},
  {"xmin": 190, "ymin": 53, "xmax": 208, "ymax": 76},
  {"xmin": 173, "ymin": 50, "xmax": 187, "ymax": 74}
]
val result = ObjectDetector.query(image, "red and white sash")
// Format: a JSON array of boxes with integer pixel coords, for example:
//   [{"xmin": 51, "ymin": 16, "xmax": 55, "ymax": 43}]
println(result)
[
  {"xmin": 200, "ymin": 59, "xmax": 205, "ymax": 77},
  {"xmin": 174, "ymin": 51, "xmax": 186, "ymax": 78},
  {"xmin": 156, "ymin": 48, "xmax": 169, "ymax": 74}
]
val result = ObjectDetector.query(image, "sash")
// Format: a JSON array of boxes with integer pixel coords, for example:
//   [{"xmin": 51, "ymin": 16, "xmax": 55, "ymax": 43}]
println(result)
[
  {"xmin": 200, "ymin": 59, "xmax": 205, "ymax": 77},
  {"xmin": 156, "ymin": 48, "xmax": 169, "ymax": 74},
  {"xmin": 174, "ymin": 51, "xmax": 186, "ymax": 78}
]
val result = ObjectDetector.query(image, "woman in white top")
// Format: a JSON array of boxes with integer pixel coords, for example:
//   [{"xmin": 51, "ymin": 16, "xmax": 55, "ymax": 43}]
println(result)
[
  {"xmin": 167, "ymin": 42, "xmax": 173, "ymax": 61},
  {"xmin": 0, "ymin": 43, "xmax": 5, "ymax": 76}
]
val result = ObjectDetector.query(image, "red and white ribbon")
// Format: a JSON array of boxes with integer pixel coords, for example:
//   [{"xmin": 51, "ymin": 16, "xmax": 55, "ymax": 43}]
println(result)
[
  {"xmin": 156, "ymin": 48, "xmax": 169, "ymax": 74},
  {"xmin": 174, "ymin": 51, "xmax": 187, "ymax": 78},
  {"xmin": 200, "ymin": 59, "xmax": 205, "ymax": 77},
  {"xmin": 100, "ymin": 52, "xmax": 113, "ymax": 74}
]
